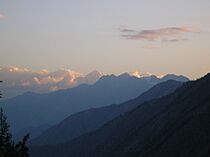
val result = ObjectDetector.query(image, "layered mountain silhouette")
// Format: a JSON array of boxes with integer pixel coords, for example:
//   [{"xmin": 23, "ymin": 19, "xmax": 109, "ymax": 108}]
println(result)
[
  {"xmin": 14, "ymin": 124, "xmax": 51, "ymax": 142},
  {"xmin": 30, "ymin": 80, "xmax": 183, "ymax": 146},
  {"xmin": 1, "ymin": 74, "xmax": 188, "ymax": 134},
  {"xmin": 31, "ymin": 73, "xmax": 210, "ymax": 157}
]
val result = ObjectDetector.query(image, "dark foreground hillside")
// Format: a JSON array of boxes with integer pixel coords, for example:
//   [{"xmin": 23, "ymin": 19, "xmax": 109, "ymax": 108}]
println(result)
[{"xmin": 31, "ymin": 73, "xmax": 210, "ymax": 157}]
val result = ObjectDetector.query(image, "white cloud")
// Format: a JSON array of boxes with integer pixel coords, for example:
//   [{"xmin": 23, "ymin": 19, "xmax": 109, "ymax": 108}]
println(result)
[
  {"xmin": 0, "ymin": 67, "xmax": 103, "ymax": 99},
  {"xmin": 129, "ymin": 71, "xmax": 154, "ymax": 78},
  {"xmin": 0, "ymin": 67, "xmax": 169, "ymax": 99}
]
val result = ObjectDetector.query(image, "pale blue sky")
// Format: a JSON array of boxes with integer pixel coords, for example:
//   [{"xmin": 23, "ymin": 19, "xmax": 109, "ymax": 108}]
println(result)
[{"xmin": 0, "ymin": 0, "xmax": 210, "ymax": 78}]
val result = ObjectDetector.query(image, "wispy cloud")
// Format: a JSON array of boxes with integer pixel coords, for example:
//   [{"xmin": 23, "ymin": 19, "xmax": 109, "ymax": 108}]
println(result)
[
  {"xmin": 120, "ymin": 26, "xmax": 196, "ymax": 42},
  {"xmin": 162, "ymin": 38, "xmax": 188, "ymax": 43},
  {"xmin": 120, "ymin": 28, "xmax": 136, "ymax": 33}
]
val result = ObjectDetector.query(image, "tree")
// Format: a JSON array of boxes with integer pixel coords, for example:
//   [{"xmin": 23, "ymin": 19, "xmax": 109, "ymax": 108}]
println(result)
[
  {"xmin": 15, "ymin": 134, "xmax": 30, "ymax": 157},
  {"xmin": 0, "ymin": 108, "xmax": 16, "ymax": 157},
  {"xmin": 0, "ymin": 81, "xmax": 2, "ymax": 99},
  {"xmin": 0, "ymin": 81, "xmax": 30, "ymax": 157}
]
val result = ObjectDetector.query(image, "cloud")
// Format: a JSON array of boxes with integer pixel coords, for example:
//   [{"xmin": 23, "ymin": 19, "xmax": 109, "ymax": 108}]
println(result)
[
  {"xmin": 120, "ymin": 26, "xmax": 195, "ymax": 42},
  {"xmin": 119, "ymin": 28, "xmax": 137, "ymax": 33},
  {"xmin": 129, "ymin": 71, "xmax": 155, "ymax": 78},
  {"xmin": 0, "ymin": 67, "xmax": 103, "ymax": 99},
  {"xmin": 162, "ymin": 38, "xmax": 188, "ymax": 42}
]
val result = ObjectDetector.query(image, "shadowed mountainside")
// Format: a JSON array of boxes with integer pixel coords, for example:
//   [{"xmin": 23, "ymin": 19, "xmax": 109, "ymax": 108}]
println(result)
[
  {"xmin": 31, "ymin": 73, "xmax": 210, "ymax": 157},
  {"xmin": 30, "ymin": 80, "xmax": 183, "ymax": 146},
  {"xmin": 1, "ymin": 74, "xmax": 188, "ymax": 134}
]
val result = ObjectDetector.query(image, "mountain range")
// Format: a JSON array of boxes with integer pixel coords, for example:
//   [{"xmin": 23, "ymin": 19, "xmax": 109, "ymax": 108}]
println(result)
[
  {"xmin": 0, "ymin": 67, "xmax": 103, "ymax": 99},
  {"xmin": 30, "ymin": 73, "xmax": 210, "ymax": 157},
  {"xmin": 30, "ymin": 80, "xmax": 183, "ymax": 146},
  {"xmin": 0, "ymin": 73, "xmax": 188, "ymax": 136},
  {"xmin": 0, "ymin": 66, "xmax": 189, "ymax": 100}
]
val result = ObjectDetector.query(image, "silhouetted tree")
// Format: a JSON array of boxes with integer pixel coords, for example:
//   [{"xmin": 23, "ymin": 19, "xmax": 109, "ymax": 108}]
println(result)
[
  {"xmin": 0, "ymin": 108, "xmax": 16, "ymax": 157},
  {"xmin": 15, "ymin": 134, "xmax": 30, "ymax": 157},
  {"xmin": 0, "ymin": 81, "xmax": 30, "ymax": 157},
  {"xmin": 0, "ymin": 81, "xmax": 2, "ymax": 99}
]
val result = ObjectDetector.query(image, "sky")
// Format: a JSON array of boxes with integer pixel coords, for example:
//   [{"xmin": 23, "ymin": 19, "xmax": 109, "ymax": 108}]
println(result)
[{"xmin": 0, "ymin": 0, "xmax": 210, "ymax": 79}]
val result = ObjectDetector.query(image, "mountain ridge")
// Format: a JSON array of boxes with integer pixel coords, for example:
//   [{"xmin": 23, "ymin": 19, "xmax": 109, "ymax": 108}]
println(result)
[
  {"xmin": 30, "ymin": 73, "xmax": 210, "ymax": 157},
  {"xmin": 1, "ymin": 73, "xmax": 188, "ymax": 134},
  {"xmin": 30, "ymin": 80, "xmax": 183, "ymax": 146}
]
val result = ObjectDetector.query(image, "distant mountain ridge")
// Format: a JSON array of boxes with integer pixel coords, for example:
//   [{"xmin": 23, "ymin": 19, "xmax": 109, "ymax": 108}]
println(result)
[
  {"xmin": 30, "ymin": 80, "xmax": 183, "ymax": 146},
  {"xmin": 0, "ymin": 67, "xmax": 103, "ymax": 99},
  {"xmin": 30, "ymin": 73, "xmax": 210, "ymax": 157},
  {"xmin": 0, "ymin": 66, "xmax": 189, "ymax": 99},
  {"xmin": 1, "ymin": 73, "xmax": 188, "ymax": 134}
]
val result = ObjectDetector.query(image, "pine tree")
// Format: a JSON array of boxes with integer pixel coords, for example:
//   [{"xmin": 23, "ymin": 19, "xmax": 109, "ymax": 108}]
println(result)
[
  {"xmin": 15, "ymin": 134, "xmax": 30, "ymax": 157},
  {"xmin": 0, "ymin": 108, "xmax": 16, "ymax": 157},
  {"xmin": 0, "ymin": 81, "xmax": 30, "ymax": 157}
]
